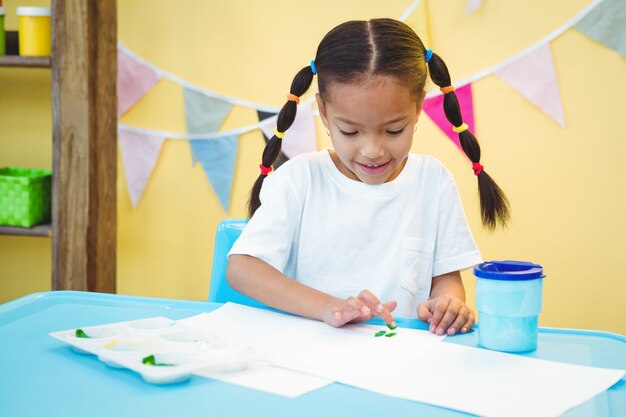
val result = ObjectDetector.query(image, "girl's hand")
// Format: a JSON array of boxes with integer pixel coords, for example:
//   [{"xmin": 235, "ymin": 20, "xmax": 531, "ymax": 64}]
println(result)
[
  {"xmin": 323, "ymin": 290, "xmax": 397, "ymax": 328},
  {"xmin": 417, "ymin": 295, "xmax": 475, "ymax": 336}
]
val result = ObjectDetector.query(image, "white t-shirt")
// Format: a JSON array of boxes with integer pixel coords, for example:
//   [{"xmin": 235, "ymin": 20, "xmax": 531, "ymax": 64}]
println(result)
[{"xmin": 229, "ymin": 149, "xmax": 482, "ymax": 317}]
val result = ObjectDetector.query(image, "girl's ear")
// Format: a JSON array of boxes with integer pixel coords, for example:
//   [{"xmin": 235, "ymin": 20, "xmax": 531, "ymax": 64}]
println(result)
[{"xmin": 316, "ymin": 93, "xmax": 330, "ymax": 128}]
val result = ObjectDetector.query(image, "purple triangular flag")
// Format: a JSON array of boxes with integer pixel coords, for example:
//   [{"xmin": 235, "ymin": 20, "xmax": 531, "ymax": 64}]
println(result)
[
  {"xmin": 119, "ymin": 130, "xmax": 166, "ymax": 208},
  {"xmin": 117, "ymin": 49, "xmax": 161, "ymax": 118},
  {"xmin": 496, "ymin": 44, "xmax": 565, "ymax": 126}
]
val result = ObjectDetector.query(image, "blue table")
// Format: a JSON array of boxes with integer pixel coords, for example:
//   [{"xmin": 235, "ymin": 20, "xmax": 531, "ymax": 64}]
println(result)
[{"xmin": 1, "ymin": 291, "xmax": 624, "ymax": 417}]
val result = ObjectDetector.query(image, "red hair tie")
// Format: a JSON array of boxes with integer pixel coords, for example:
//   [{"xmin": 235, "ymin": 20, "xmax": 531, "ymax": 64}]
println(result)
[
  {"xmin": 472, "ymin": 162, "xmax": 484, "ymax": 176},
  {"xmin": 259, "ymin": 164, "xmax": 273, "ymax": 176}
]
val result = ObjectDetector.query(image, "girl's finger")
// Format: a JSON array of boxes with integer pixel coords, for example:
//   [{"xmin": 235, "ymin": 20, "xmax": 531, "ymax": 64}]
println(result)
[
  {"xmin": 417, "ymin": 301, "xmax": 433, "ymax": 322},
  {"xmin": 435, "ymin": 303, "xmax": 461, "ymax": 335},
  {"xmin": 359, "ymin": 290, "xmax": 396, "ymax": 327},
  {"xmin": 346, "ymin": 296, "xmax": 370, "ymax": 316},
  {"xmin": 429, "ymin": 297, "xmax": 450, "ymax": 331},
  {"xmin": 461, "ymin": 310, "xmax": 475, "ymax": 333},
  {"xmin": 448, "ymin": 307, "xmax": 471, "ymax": 336}
]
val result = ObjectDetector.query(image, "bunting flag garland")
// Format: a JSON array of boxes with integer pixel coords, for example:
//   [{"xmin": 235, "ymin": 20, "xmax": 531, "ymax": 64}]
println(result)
[
  {"xmin": 190, "ymin": 135, "xmax": 239, "ymax": 212},
  {"xmin": 495, "ymin": 43, "xmax": 565, "ymax": 126},
  {"xmin": 259, "ymin": 100, "xmax": 318, "ymax": 159},
  {"xmin": 117, "ymin": 49, "xmax": 162, "ymax": 118},
  {"xmin": 257, "ymin": 110, "xmax": 289, "ymax": 169},
  {"xmin": 118, "ymin": 130, "xmax": 166, "ymax": 208},
  {"xmin": 574, "ymin": 0, "xmax": 626, "ymax": 57},
  {"xmin": 466, "ymin": 0, "xmax": 483, "ymax": 15},
  {"xmin": 114, "ymin": 0, "xmax": 622, "ymax": 210},
  {"xmin": 422, "ymin": 84, "xmax": 476, "ymax": 152}
]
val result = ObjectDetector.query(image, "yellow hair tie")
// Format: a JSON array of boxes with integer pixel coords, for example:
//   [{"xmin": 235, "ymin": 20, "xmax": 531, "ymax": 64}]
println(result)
[
  {"xmin": 453, "ymin": 123, "xmax": 469, "ymax": 133},
  {"xmin": 440, "ymin": 85, "xmax": 455, "ymax": 94},
  {"xmin": 274, "ymin": 127, "xmax": 286, "ymax": 139},
  {"xmin": 286, "ymin": 93, "xmax": 300, "ymax": 105}
]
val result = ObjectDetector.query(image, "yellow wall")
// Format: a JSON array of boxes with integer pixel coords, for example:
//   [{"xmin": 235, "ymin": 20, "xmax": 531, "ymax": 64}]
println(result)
[{"xmin": 1, "ymin": 0, "xmax": 625, "ymax": 334}]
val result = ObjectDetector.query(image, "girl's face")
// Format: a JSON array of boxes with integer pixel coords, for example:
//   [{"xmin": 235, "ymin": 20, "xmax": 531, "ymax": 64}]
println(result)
[{"xmin": 317, "ymin": 76, "xmax": 424, "ymax": 185}]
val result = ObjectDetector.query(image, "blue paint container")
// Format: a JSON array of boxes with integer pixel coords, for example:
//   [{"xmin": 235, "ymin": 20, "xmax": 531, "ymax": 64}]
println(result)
[{"xmin": 474, "ymin": 260, "xmax": 545, "ymax": 352}]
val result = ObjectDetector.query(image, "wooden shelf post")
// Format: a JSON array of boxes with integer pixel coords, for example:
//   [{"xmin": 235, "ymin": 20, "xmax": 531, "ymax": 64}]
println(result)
[{"xmin": 51, "ymin": 0, "xmax": 117, "ymax": 292}]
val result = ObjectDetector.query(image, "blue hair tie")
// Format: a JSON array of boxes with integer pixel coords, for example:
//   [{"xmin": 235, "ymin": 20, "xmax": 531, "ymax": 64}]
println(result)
[
  {"xmin": 425, "ymin": 49, "xmax": 433, "ymax": 63},
  {"xmin": 310, "ymin": 60, "xmax": 317, "ymax": 75}
]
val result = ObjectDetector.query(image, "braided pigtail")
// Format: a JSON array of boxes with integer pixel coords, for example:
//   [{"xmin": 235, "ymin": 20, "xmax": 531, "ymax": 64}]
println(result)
[
  {"xmin": 248, "ymin": 64, "xmax": 316, "ymax": 218},
  {"xmin": 426, "ymin": 51, "xmax": 510, "ymax": 230}
]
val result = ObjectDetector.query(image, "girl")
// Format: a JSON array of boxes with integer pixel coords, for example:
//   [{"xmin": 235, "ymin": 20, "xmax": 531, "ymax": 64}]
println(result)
[{"xmin": 227, "ymin": 18, "xmax": 509, "ymax": 336}]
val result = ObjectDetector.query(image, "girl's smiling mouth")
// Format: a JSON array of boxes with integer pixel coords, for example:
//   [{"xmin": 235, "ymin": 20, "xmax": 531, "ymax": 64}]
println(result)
[{"xmin": 356, "ymin": 160, "xmax": 391, "ymax": 176}]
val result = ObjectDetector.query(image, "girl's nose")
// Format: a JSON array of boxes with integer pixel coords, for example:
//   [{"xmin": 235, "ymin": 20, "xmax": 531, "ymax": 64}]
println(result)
[{"xmin": 361, "ymin": 137, "xmax": 385, "ymax": 160}]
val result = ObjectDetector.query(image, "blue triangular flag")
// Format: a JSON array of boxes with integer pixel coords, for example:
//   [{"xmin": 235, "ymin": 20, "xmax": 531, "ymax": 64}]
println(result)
[
  {"xmin": 574, "ymin": 0, "xmax": 626, "ymax": 57},
  {"xmin": 190, "ymin": 135, "xmax": 238, "ymax": 211}
]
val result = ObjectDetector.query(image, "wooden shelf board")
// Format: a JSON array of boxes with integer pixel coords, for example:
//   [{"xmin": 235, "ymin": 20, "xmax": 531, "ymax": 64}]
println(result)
[
  {"xmin": 0, "ymin": 223, "xmax": 52, "ymax": 237},
  {"xmin": 0, "ymin": 55, "xmax": 51, "ymax": 68}
]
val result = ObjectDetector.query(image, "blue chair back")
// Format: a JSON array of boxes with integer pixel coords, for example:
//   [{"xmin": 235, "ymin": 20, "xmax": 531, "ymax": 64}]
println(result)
[{"xmin": 209, "ymin": 219, "xmax": 266, "ymax": 307}]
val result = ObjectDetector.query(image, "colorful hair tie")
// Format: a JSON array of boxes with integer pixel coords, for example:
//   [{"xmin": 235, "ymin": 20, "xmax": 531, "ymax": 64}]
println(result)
[
  {"xmin": 452, "ymin": 123, "xmax": 469, "ymax": 133},
  {"xmin": 472, "ymin": 162, "xmax": 484, "ymax": 176},
  {"xmin": 425, "ymin": 49, "xmax": 433, "ymax": 63},
  {"xmin": 274, "ymin": 127, "xmax": 286, "ymax": 139},
  {"xmin": 440, "ymin": 85, "xmax": 455, "ymax": 94},
  {"xmin": 287, "ymin": 93, "xmax": 300, "ymax": 105},
  {"xmin": 310, "ymin": 60, "xmax": 317, "ymax": 75},
  {"xmin": 259, "ymin": 164, "xmax": 273, "ymax": 176}
]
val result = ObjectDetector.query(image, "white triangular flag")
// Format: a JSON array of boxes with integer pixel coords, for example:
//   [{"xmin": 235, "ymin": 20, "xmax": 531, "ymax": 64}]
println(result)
[
  {"xmin": 466, "ymin": 0, "xmax": 483, "ymax": 15},
  {"xmin": 260, "ymin": 100, "xmax": 317, "ymax": 159},
  {"xmin": 118, "ymin": 130, "xmax": 166, "ymax": 208},
  {"xmin": 495, "ymin": 43, "xmax": 565, "ymax": 126}
]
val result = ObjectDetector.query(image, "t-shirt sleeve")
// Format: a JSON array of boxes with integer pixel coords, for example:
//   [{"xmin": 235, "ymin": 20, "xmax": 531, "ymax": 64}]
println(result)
[
  {"xmin": 228, "ymin": 168, "xmax": 301, "ymax": 273},
  {"xmin": 432, "ymin": 175, "xmax": 483, "ymax": 277}
]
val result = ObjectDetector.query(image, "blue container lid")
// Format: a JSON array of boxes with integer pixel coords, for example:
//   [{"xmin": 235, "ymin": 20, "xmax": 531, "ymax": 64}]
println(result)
[{"xmin": 474, "ymin": 260, "xmax": 545, "ymax": 281}]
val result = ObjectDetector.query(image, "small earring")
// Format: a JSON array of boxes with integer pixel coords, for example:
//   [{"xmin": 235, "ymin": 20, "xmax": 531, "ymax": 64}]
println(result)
[
  {"xmin": 413, "ymin": 125, "xmax": 418, "ymax": 133},
  {"xmin": 325, "ymin": 129, "xmax": 330, "ymax": 137}
]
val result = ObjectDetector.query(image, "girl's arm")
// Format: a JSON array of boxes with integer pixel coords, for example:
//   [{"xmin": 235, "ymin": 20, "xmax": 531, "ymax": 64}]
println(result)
[
  {"xmin": 417, "ymin": 271, "xmax": 475, "ymax": 336},
  {"xmin": 227, "ymin": 254, "xmax": 396, "ymax": 327}
]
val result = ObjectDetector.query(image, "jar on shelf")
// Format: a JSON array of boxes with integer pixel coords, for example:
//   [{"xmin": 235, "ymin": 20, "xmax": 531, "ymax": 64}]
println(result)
[{"xmin": 17, "ymin": 6, "xmax": 51, "ymax": 56}]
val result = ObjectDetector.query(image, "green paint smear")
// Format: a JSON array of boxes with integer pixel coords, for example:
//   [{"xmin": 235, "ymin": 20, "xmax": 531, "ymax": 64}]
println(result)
[
  {"xmin": 142, "ymin": 354, "xmax": 173, "ymax": 367},
  {"xmin": 386, "ymin": 323, "xmax": 397, "ymax": 330},
  {"xmin": 75, "ymin": 329, "xmax": 90, "ymax": 338},
  {"xmin": 374, "ymin": 330, "xmax": 387, "ymax": 337},
  {"xmin": 385, "ymin": 332, "xmax": 397, "ymax": 337}
]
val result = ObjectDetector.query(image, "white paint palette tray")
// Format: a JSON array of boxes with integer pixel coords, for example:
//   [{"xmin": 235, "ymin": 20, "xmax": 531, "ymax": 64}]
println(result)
[{"xmin": 50, "ymin": 316, "xmax": 254, "ymax": 384}]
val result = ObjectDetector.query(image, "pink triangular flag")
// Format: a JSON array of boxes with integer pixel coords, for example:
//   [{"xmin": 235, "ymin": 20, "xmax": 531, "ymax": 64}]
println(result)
[
  {"xmin": 495, "ymin": 44, "xmax": 565, "ymax": 126},
  {"xmin": 260, "ymin": 100, "xmax": 317, "ymax": 159},
  {"xmin": 118, "ymin": 130, "xmax": 166, "ymax": 208},
  {"xmin": 423, "ymin": 83, "xmax": 475, "ymax": 153},
  {"xmin": 117, "ymin": 49, "xmax": 162, "ymax": 118}
]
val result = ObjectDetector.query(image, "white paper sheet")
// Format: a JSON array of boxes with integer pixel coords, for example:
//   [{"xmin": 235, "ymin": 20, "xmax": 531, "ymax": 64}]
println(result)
[
  {"xmin": 182, "ymin": 303, "xmax": 625, "ymax": 417},
  {"xmin": 178, "ymin": 303, "xmax": 446, "ymax": 383},
  {"xmin": 195, "ymin": 362, "xmax": 331, "ymax": 398}
]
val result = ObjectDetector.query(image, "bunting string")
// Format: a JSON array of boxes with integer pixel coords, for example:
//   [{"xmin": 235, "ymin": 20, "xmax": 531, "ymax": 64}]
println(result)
[
  {"xmin": 117, "ymin": 43, "xmax": 281, "ymax": 113},
  {"xmin": 425, "ymin": 0, "xmax": 605, "ymax": 98},
  {"xmin": 116, "ymin": 0, "xmax": 622, "ymax": 209}
]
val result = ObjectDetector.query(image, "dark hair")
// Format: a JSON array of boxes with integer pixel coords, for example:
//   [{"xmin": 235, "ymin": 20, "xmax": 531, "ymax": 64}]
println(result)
[{"xmin": 248, "ymin": 18, "xmax": 510, "ymax": 230}]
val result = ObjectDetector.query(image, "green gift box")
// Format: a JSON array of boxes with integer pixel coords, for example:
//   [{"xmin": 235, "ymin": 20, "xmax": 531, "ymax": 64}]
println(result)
[{"xmin": 0, "ymin": 167, "xmax": 52, "ymax": 227}]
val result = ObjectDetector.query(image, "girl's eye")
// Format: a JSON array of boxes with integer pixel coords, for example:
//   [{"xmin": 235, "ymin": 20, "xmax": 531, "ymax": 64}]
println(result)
[
  {"xmin": 387, "ymin": 128, "xmax": 405, "ymax": 135},
  {"xmin": 339, "ymin": 129, "xmax": 358, "ymax": 136}
]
